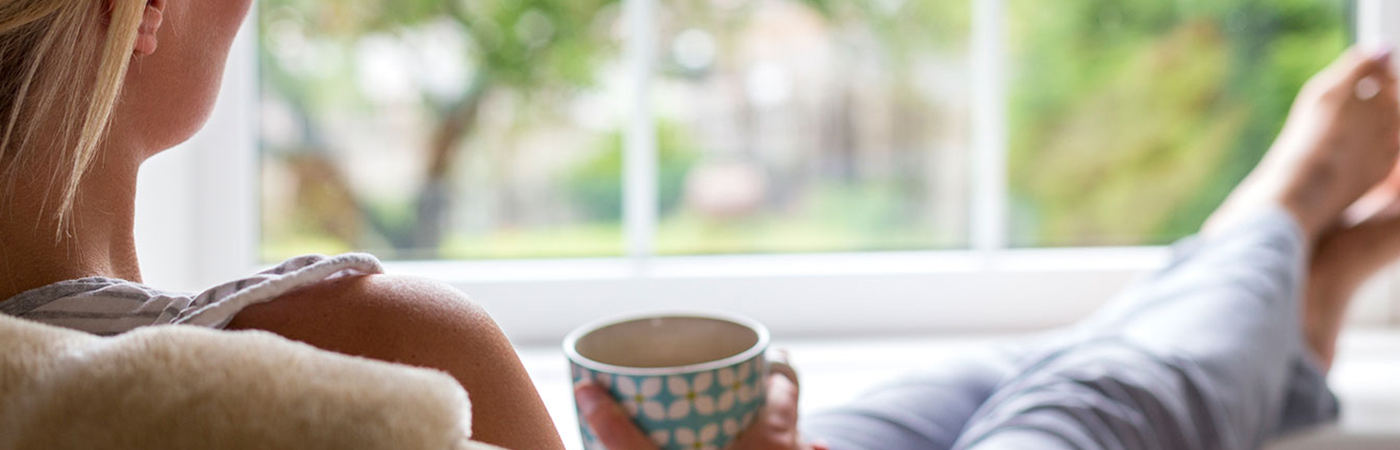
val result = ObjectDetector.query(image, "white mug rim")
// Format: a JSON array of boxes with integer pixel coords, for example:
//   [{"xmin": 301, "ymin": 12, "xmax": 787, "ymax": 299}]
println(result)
[{"xmin": 563, "ymin": 310, "xmax": 771, "ymax": 377}]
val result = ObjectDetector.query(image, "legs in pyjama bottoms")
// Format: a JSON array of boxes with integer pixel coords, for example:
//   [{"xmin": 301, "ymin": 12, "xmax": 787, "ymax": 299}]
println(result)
[{"xmin": 802, "ymin": 207, "xmax": 1339, "ymax": 450}]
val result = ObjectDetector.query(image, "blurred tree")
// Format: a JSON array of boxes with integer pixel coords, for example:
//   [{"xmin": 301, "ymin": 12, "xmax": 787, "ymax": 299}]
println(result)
[{"xmin": 260, "ymin": 0, "xmax": 621, "ymax": 257}]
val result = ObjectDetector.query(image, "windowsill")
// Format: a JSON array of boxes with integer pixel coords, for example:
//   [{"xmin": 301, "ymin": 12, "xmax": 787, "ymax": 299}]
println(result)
[
  {"xmin": 518, "ymin": 329, "xmax": 1400, "ymax": 450},
  {"xmin": 393, "ymin": 246, "xmax": 1396, "ymax": 345},
  {"xmin": 387, "ymin": 246, "xmax": 1172, "ymax": 283}
]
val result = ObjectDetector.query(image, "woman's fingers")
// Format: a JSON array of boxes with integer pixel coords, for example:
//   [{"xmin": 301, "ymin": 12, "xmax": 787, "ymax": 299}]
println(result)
[
  {"xmin": 575, "ymin": 383, "xmax": 659, "ymax": 450},
  {"xmin": 761, "ymin": 363, "xmax": 802, "ymax": 436},
  {"xmin": 727, "ymin": 351, "xmax": 807, "ymax": 450}
]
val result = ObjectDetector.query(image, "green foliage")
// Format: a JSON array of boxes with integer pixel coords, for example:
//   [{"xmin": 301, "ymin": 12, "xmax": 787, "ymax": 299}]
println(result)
[
  {"xmin": 258, "ymin": 0, "xmax": 622, "ymax": 118},
  {"xmin": 1007, "ymin": 0, "xmax": 1347, "ymax": 246}
]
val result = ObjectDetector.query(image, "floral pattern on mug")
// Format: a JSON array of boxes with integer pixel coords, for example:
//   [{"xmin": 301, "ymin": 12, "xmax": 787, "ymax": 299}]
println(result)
[
  {"xmin": 650, "ymin": 430, "xmax": 671, "ymax": 447},
  {"xmin": 676, "ymin": 424, "xmax": 720, "ymax": 450},
  {"xmin": 668, "ymin": 373, "xmax": 716, "ymax": 419},
  {"xmin": 619, "ymin": 376, "xmax": 667, "ymax": 421},
  {"xmin": 715, "ymin": 361, "xmax": 752, "ymax": 411}
]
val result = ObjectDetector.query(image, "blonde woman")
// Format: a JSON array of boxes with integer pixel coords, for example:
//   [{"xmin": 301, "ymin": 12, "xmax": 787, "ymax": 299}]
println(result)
[
  {"xmin": 0, "ymin": 2, "xmax": 564, "ymax": 449},
  {"xmin": 4, "ymin": 2, "xmax": 1400, "ymax": 450}
]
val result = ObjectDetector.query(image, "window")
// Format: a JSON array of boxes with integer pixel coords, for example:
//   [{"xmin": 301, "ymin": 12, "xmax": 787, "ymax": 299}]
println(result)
[
  {"xmin": 257, "ymin": 0, "xmax": 1352, "ymax": 258},
  {"xmin": 135, "ymin": 0, "xmax": 1399, "ymax": 343}
]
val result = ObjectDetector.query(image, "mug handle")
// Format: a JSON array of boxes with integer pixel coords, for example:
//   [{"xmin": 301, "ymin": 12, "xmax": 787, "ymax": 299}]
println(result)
[{"xmin": 766, "ymin": 348, "xmax": 798, "ymax": 388}]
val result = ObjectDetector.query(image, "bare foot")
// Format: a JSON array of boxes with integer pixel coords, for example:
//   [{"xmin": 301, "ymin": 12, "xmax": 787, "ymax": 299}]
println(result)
[
  {"xmin": 1305, "ymin": 181, "xmax": 1400, "ymax": 371},
  {"xmin": 1343, "ymin": 151, "xmax": 1400, "ymax": 224},
  {"xmin": 1207, "ymin": 47, "xmax": 1400, "ymax": 241}
]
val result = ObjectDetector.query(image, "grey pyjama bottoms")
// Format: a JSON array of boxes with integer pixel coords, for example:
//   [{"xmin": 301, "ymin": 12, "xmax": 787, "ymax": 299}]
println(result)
[{"xmin": 802, "ymin": 206, "xmax": 1340, "ymax": 450}]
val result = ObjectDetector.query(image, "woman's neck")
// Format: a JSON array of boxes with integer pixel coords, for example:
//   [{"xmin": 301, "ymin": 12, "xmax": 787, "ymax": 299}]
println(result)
[{"xmin": 0, "ymin": 156, "xmax": 141, "ymax": 301}]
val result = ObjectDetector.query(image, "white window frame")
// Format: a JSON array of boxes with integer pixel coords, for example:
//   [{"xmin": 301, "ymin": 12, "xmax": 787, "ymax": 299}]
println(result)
[{"xmin": 135, "ymin": 0, "xmax": 1400, "ymax": 345}]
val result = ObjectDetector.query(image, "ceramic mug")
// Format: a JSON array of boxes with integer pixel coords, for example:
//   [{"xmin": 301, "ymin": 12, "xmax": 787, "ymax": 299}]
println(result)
[{"xmin": 565, "ymin": 312, "xmax": 771, "ymax": 450}]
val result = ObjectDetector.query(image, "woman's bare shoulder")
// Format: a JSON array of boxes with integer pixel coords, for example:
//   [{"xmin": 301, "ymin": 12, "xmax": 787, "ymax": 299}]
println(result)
[
  {"xmin": 224, "ymin": 274, "xmax": 566, "ymax": 449},
  {"xmin": 225, "ymin": 274, "xmax": 505, "ymax": 355}
]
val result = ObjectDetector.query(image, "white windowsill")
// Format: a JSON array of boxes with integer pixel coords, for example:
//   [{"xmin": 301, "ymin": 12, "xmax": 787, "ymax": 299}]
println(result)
[
  {"xmin": 518, "ymin": 330, "xmax": 1400, "ymax": 450},
  {"xmin": 385, "ymin": 247, "xmax": 1174, "ymax": 283},
  {"xmin": 393, "ymin": 246, "xmax": 1397, "ymax": 345},
  {"xmin": 385, "ymin": 247, "xmax": 1184, "ymax": 344}
]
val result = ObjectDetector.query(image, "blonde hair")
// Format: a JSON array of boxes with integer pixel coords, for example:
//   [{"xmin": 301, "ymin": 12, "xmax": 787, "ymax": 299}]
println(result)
[{"xmin": 0, "ymin": 0, "xmax": 144, "ymax": 235}]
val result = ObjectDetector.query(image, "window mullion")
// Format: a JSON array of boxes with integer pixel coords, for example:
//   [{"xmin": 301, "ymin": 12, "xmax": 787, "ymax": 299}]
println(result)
[
  {"xmin": 623, "ymin": 0, "xmax": 659, "ymax": 266},
  {"xmin": 970, "ymin": 0, "xmax": 1009, "ymax": 253}
]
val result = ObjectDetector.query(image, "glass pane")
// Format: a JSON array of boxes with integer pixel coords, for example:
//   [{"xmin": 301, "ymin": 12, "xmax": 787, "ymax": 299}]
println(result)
[
  {"xmin": 1007, "ymin": 0, "xmax": 1349, "ymax": 247},
  {"xmin": 653, "ymin": 0, "xmax": 973, "ymax": 254},
  {"xmin": 259, "ymin": 0, "xmax": 626, "ymax": 261}
]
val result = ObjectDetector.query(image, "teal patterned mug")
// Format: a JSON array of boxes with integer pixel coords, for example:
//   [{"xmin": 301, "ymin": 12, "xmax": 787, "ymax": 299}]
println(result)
[{"xmin": 565, "ymin": 312, "xmax": 770, "ymax": 450}]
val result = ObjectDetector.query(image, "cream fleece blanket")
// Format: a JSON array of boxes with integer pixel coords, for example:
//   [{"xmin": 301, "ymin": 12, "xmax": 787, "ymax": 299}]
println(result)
[{"xmin": 0, "ymin": 314, "xmax": 504, "ymax": 450}]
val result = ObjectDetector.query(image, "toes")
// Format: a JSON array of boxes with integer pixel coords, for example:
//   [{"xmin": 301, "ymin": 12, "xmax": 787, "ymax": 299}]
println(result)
[
  {"xmin": 1336, "ymin": 46, "xmax": 1394, "ymax": 84},
  {"xmin": 1306, "ymin": 47, "xmax": 1397, "ymax": 102}
]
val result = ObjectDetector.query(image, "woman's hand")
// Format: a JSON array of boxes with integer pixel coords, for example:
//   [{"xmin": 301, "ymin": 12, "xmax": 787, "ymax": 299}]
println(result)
[{"xmin": 573, "ymin": 354, "xmax": 828, "ymax": 450}]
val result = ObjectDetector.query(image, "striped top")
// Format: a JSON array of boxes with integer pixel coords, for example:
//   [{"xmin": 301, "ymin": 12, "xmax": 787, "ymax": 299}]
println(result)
[{"xmin": 0, "ymin": 253, "xmax": 384, "ymax": 336}]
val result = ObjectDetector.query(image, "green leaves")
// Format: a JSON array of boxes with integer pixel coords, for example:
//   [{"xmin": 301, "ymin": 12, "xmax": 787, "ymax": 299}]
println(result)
[{"xmin": 1006, "ymin": 0, "xmax": 1347, "ymax": 246}]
